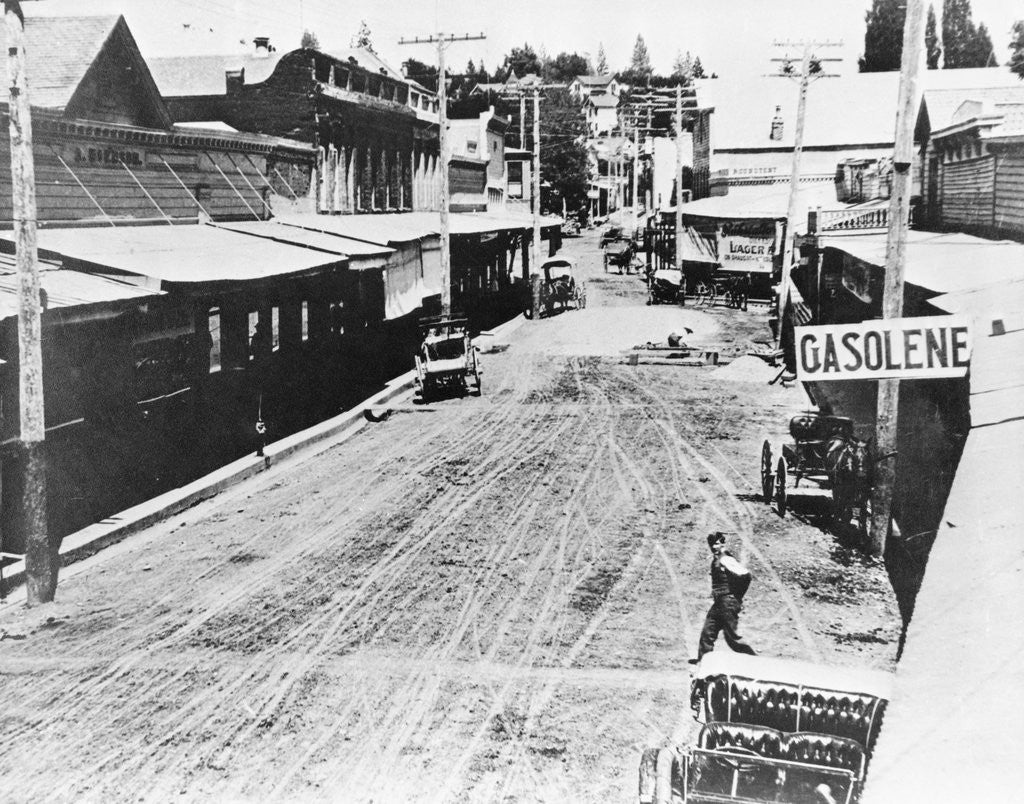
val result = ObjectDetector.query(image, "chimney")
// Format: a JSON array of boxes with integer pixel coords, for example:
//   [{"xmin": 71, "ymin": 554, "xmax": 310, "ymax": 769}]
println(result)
[
  {"xmin": 770, "ymin": 105, "xmax": 784, "ymax": 141},
  {"xmin": 253, "ymin": 36, "xmax": 271, "ymax": 58}
]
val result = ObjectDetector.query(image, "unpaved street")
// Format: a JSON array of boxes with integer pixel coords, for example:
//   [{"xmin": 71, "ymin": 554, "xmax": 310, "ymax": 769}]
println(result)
[{"xmin": 0, "ymin": 229, "xmax": 900, "ymax": 803}]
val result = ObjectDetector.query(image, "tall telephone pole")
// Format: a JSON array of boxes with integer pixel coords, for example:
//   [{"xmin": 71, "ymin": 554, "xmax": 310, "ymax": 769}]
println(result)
[
  {"xmin": 675, "ymin": 86, "xmax": 684, "ymax": 279},
  {"xmin": 399, "ymin": 32, "xmax": 486, "ymax": 317},
  {"xmin": 770, "ymin": 40, "xmax": 841, "ymax": 346},
  {"xmin": 531, "ymin": 88, "xmax": 542, "ymax": 275},
  {"xmin": 6, "ymin": 0, "xmax": 52, "ymax": 604},
  {"xmin": 870, "ymin": 0, "xmax": 926, "ymax": 555},
  {"xmin": 631, "ymin": 123, "xmax": 640, "ymax": 236}
]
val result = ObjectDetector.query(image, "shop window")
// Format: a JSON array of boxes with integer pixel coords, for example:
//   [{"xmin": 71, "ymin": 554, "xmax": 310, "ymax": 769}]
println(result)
[
  {"xmin": 467, "ymin": 140, "xmax": 478, "ymax": 154},
  {"xmin": 209, "ymin": 308, "xmax": 222, "ymax": 373},
  {"xmin": 271, "ymin": 306, "xmax": 280, "ymax": 351},
  {"xmin": 301, "ymin": 301, "xmax": 309, "ymax": 341}
]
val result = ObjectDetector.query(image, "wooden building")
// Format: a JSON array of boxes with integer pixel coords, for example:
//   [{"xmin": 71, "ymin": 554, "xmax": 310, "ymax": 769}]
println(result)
[{"xmin": 149, "ymin": 43, "xmax": 441, "ymax": 215}]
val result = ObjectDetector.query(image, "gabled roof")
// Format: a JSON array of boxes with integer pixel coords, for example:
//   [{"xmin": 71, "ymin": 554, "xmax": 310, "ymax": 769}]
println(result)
[
  {"xmin": 573, "ymin": 75, "xmax": 615, "ymax": 86},
  {"xmin": 922, "ymin": 85, "xmax": 1024, "ymax": 135},
  {"xmin": 587, "ymin": 94, "xmax": 619, "ymax": 109},
  {"xmin": 1, "ymin": 14, "xmax": 171, "ymax": 127},
  {"xmin": 699, "ymin": 67, "xmax": 1022, "ymax": 152},
  {"xmin": 149, "ymin": 52, "xmax": 284, "ymax": 97},
  {"xmin": 330, "ymin": 47, "xmax": 404, "ymax": 81}
]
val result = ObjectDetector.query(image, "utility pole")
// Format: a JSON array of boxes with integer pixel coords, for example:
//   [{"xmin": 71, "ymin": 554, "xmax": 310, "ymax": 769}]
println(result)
[
  {"xmin": 870, "ymin": 0, "xmax": 925, "ymax": 556},
  {"xmin": 531, "ymin": 88, "xmax": 541, "ymax": 275},
  {"xmin": 399, "ymin": 32, "xmax": 486, "ymax": 317},
  {"xmin": 632, "ymin": 123, "xmax": 640, "ymax": 237},
  {"xmin": 675, "ymin": 85, "xmax": 684, "ymax": 279},
  {"xmin": 770, "ymin": 40, "xmax": 841, "ymax": 346},
  {"xmin": 519, "ymin": 94, "xmax": 525, "ymax": 150},
  {"xmin": 6, "ymin": 0, "xmax": 52, "ymax": 605}
]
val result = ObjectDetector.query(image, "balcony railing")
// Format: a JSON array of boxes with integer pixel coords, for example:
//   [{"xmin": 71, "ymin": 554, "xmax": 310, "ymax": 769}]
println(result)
[{"xmin": 818, "ymin": 205, "xmax": 913, "ymax": 232}]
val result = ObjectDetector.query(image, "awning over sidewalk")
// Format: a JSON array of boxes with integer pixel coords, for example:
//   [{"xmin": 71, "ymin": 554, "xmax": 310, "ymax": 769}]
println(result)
[
  {"xmin": 819, "ymin": 231, "xmax": 1024, "ymax": 294},
  {"xmin": 0, "ymin": 253, "xmax": 160, "ymax": 321},
  {"xmin": 211, "ymin": 220, "xmax": 393, "ymax": 269},
  {"xmin": 679, "ymin": 227, "xmax": 719, "ymax": 263},
  {"xmin": 863, "ymin": 278, "xmax": 1024, "ymax": 803},
  {"xmin": 679, "ymin": 183, "xmax": 840, "ymax": 226},
  {"xmin": 0, "ymin": 223, "xmax": 347, "ymax": 288}
]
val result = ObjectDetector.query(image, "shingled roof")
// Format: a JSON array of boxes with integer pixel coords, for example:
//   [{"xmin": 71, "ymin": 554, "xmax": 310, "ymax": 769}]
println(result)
[{"xmin": 0, "ymin": 14, "xmax": 171, "ymax": 127}]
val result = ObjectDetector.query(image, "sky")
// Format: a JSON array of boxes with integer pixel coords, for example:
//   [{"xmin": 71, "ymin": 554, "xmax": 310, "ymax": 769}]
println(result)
[{"xmin": 25, "ymin": 0, "xmax": 1024, "ymax": 78}]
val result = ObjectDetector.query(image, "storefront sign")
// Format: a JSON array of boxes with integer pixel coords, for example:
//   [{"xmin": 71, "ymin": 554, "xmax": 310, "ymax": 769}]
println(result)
[
  {"xmin": 795, "ymin": 316, "xmax": 972, "ymax": 381},
  {"xmin": 717, "ymin": 234, "xmax": 774, "ymax": 273},
  {"xmin": 63, "ymin": 144, "xmax": 145, "ymax": 168}
]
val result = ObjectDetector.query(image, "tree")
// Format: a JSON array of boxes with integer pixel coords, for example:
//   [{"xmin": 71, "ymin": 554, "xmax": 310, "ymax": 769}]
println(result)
[
  {"xmin": 351, "ymin": 19, "xmax": 374, "ymax": 53},
  {"xmin": 502, "ymin": 43, "xmax": 542, "ymax": 79},
  {"xmin": 466, "ymin": 58, "xmax": 476, "ymax": 76},
  {"xmin": 692, "ymin": 56, "xmax": 707, "ymax": 79},
  {"xmin": 943, "ymin": 0, "xmax": 980, "ymax": 67},
  {"xmin": 926, "ymin": 4, "xmax": 941, "ymax": 68},
  {"xmin": 596, "ymin": 43, "xmax": 608, "ymax": 74},
  {"xmin": 861, "ymin": 0, "xmax": 905, "ymax": 71},
  {"xmin": 672, "ymin": 50, "xmax": 694, "ymax": 82},
  {"xmin": 538, "ymin": 88, "xmax": 589, "ymax": 215},
  {"xmin": 404, "ymin": 57, "xmax": 438, "ymax": 91},
  {"xmin": 628, "ymin": 34, "xmax": 653, "ymax": 85},
  {"xmin": 972, "ymin": 22, "xmax": 997, "ymax": 66},
  {"xmin": 301, "ymin": 29, "xmax": 320, "ymax": 50},
  {"xmin": 545, "ymin": 51, "xmax": 590, "ymax": 82},
  {"xmin": 1010, "ymin": 20, "xmax": 1024, "ymax": 79}
]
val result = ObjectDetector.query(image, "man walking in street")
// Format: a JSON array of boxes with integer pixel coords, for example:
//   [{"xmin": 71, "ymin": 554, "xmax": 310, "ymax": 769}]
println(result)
[{"xmin": 691, "ymin": 531, "xmax": 756, "ymax": 663}]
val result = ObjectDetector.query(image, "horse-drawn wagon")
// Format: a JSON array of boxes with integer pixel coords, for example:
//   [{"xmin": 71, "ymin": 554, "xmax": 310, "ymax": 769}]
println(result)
[
  {"xmin": 760, "ymin": 412, "xmax": 873, "ymax": 538},
  {"xmin": 414, "ymin": 316, "xmax": 481, "ymax": 401},
  {"xmin": 528, "ymin": 257, "xmax": 586, "ymax": 318},
  {"xmin": 639, "ymin": 652, "xmax": 893, "ymax": 804}
]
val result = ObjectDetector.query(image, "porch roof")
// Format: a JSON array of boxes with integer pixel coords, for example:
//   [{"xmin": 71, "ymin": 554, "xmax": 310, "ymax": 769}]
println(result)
[{"xmin": 0, "ymin": 222, "xmax": 347, "ymax": 288}]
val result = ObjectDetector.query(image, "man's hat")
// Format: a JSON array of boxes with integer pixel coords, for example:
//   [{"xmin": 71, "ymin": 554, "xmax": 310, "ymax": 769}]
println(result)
[{"xmin": 707, "ymin": 531, "xmax": 726, "ymax": 548}]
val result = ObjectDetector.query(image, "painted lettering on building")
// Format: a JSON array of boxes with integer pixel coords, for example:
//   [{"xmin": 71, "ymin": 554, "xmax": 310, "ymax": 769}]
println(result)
[
  {"xmin": 717, "ymin": 234, "xmax": 775, "ymax": 273},
  {"xmin": 795, "ymin": 316, "xmax": 972, "ymax": 381},
  {"xmin": 68, "ymin": 145, "xmax": 145, "ymax": 167}
]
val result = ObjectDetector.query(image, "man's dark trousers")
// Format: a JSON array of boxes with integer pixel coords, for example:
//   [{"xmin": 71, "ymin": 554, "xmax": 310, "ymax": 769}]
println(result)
[{"xmin": 697, "ymin": 593, "xmax": 756, "ymax": 659}]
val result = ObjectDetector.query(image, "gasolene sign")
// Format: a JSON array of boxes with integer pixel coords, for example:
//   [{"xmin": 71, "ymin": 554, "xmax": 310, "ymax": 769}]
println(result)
[{"xmin": 795, "ymin": 316, "xmax": 972, "ymax": 381}]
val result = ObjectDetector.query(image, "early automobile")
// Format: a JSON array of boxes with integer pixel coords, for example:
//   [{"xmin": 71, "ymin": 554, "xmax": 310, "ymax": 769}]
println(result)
[
  {"xmin": 639, "ymin": 652, "xmax": 894, "ymax": 804},
  {"xmin": 528, "ymin": 257, "xmax": 586, "ymax": 318},
  {"xmin": 414, "ymin": 316, "xmax": 481, "ymax": 401}
]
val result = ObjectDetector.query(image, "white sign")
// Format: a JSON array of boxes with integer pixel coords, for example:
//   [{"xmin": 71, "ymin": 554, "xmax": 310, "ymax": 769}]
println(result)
[
  {"xmin": 795, "ymin": 316, "xmax": 972, "ymax": 381},
  {"xmin": 717, "ymin": 235, "xmax": 774, "ymax": 273}
]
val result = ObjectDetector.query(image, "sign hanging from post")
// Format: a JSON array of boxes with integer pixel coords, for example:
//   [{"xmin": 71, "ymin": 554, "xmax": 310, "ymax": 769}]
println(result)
[
  {"xmin": 717, "ymin": 234, "xmax": 775, "ymax": 273},
  {"xmin": 795, "ymin": 316, "xmax": 972, "ymax": 381}
]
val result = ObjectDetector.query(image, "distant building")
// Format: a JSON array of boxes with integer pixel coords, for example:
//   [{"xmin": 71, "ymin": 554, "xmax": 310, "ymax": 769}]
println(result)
[
  {"xmin": 568, "ymin": 74, "xmax": 620, "ymax": 100},
  {"xmin": 447, "ymin": 107, "xmax": 511, "ymax": 211},
  {"xmin": 584, "ymin": 93, "xmax": 620, "ymax": 136}
]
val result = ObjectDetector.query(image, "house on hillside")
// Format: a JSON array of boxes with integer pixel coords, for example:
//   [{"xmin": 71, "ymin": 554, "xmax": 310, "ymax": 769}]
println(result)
[
  {"xmin": 584, "ymin": 92, "xmax": 620, "ymax": 136},
  {"xmin": 568, "ymin": 74, "xmax": 620, "ymax": 100}
]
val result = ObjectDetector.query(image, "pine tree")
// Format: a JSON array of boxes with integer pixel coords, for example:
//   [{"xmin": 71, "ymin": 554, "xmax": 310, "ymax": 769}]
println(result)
[
  {"xmin": 861, "ymin": 0, "xmax": 906, "ymax": 71},
  {"xmin": 672, "ymin": 50, "xmax": 693, "ymax": 82},
  {"xmin": 629, "ymin": 34, "xmax": 653, "ymax": 86},
  {"xmin": 1010, "ymin": 20, "xmax": 1024, "ymax": 79},
  {"xmin": 973, "ymin": 23, "xmax": 997, "ymax": 66},
  {"xmin": 301, "ymin": 30, "xmax": 320, "ymax": 50},
  {"xmin": 466, "ymin": 59, "xmax": 476, "ymax": 76},
  {"xmin": 692, "ymin": 56, "xmax": 706, "ymax": 79},
  {"xmin": 596, "ymin": 43, "xmax": 608, "ymax": 74},
  {"xmin": 352, "ymin": 20, "xmax": 374, "ymax": 53},
  {"xmin": 942, "ymin": 0, "xmax": 977, "ymax": 68},
  {"xmin": 926, "ymin": 4, "xmax": 941, "ymax": 69}
]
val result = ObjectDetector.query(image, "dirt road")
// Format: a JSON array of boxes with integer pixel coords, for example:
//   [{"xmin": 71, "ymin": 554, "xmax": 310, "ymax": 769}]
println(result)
[{"xmin": 0, "ymin": 228, "xmax": 900, "ymax": 803}]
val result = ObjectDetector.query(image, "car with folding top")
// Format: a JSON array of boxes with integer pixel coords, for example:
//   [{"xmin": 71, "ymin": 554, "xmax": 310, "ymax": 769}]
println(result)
[{"xmin": 639, "ymin": 653, "xmax": 893, "ymax": 804}]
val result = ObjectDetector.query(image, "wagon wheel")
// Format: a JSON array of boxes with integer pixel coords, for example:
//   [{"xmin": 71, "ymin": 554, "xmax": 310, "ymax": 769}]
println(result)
[
  {"xmin": 654, "ymin": 748, "xmax": 676, "ymax": 804},
  {"xmin": 760, "ymin": 440, "xmax": 774, "ymax": 503},
  {"xmin": 857, "ymin": 496, "xmax": 872, "ymax": 542},
  {"xmin": 774, "ymin": 456, "xmax": 788, "ymax": 517}
]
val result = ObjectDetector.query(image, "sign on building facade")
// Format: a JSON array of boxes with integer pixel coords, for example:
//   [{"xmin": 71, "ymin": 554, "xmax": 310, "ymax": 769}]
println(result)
[
  {"xmin": 717, "ymin": 234, "xmax": 775, "ymax": 273},
  {"xmin": 795, "ymin": 316, "xmax": 972, "ymax": 381}
]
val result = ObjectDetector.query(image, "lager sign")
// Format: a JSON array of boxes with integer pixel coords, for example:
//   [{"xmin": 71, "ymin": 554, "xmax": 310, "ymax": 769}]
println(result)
[
  {"xmin": 718, "ymin": 235, "xmax": 774, "ymax": 273},
  {"xmin": 795, "ymin": 316, "xmax": 972, "ymax": 381}
]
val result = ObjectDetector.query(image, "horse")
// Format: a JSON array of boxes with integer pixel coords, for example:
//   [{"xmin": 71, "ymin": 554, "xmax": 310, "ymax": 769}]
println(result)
[{"xmin": 824, "ymin": 434, "xmax": 874, "ymax": 537}]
